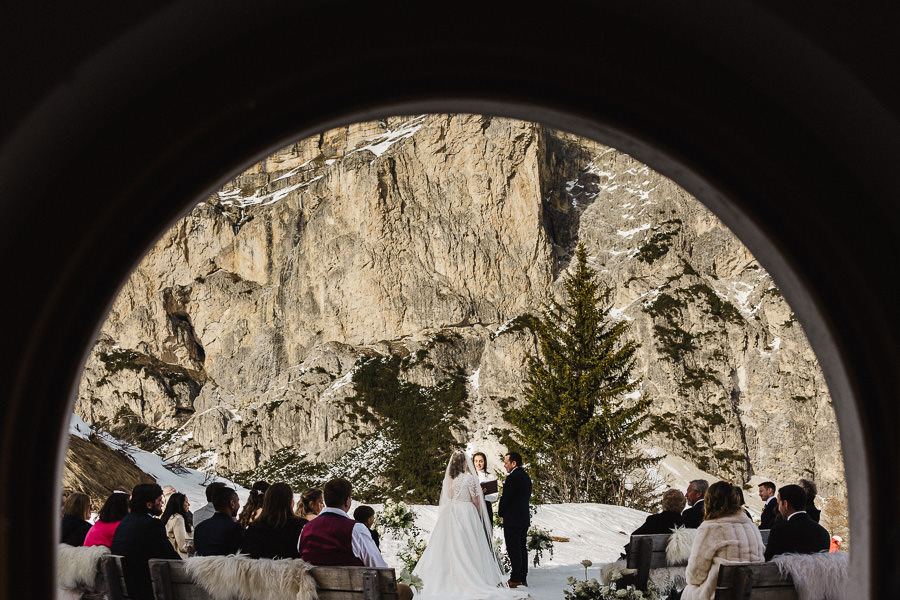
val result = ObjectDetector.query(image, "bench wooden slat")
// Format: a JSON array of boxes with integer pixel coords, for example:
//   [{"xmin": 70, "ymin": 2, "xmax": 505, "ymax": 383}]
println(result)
[
  {"xmin": 148, "ymin": 559, "xmax": 399, "ymax": 600},
  {"xmin": 101, "ymin": 555, "xmax": 132, "ymax": 600},
  {"xmin": 715, "ymin": 563, "xmax": 797, "ymax": 600}
]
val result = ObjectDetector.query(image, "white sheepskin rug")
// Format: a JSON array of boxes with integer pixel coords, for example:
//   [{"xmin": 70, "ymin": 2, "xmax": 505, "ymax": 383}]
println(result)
[
  {"xmin": 600, "ymin": 527, "xmax": 697, "ymax": 598},
  {"xmin": 772, "ymin": 551, "xmax": 849, "ymax": 600},
  {"xmin": 57, "ymin": 543, "xmax": 109, "ymax": 591},
  {"xmin": 185, "ymin": 553, "xmax": 318, "ymax": 600},
  {"xmin": 665, "ymin": 527, "xmax": 697, "ymax": 565}
]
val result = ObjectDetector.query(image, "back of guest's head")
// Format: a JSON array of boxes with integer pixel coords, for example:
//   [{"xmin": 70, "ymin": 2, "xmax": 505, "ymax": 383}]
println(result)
[
  {"xmin": 323, "ymin": 478, "xmax": 352, "ymax": 508},
  {"xmin": 239, "ymin": 480, "xmax": 270, "ymax": 527},
  {"xmin": 130, "ymin": 483, "xmax": 163, "ymax": 512},
  {"xmin": 690, "ymin": 479, "xmax": 709, "ymax": 497},
  {"xmin": 353, "ymin": 505, "xmax": 375, "ymax": 523},
  {"xmin": 63, "ymin": 492, "xmax": 91, "ymax": 520},
  {"xmin": 759, "ymin": 481, "xmax": 776, "ymax": 494},
  {"xmin": 778, "ymin": 484, "xmax": 807, "ymax": 512},
  {"xmin": 507, "ymin": 451, "xmax": 523, "ymax": 467},
  {"xmin": 258, "ymin": 482, "xmax": 295, "ymax": 529},
  {"xmin": 212, "ymin": 486, "xmax": 238, "ymax": 512},
  {"xmin": 205, "ymin": 481, "xmax": 227, "ymax": 502},
  {"xmin": 733, "ymin": 485, "xmax": 746, "ymax": 506},
  {"xmin": 703, "ymin": 481, "xmax": 742, "ymax": 520},
  {"xmin": 661, "ymin": 489, "xmax": 686, "ymax": 513},
  {"xmin": 98, "ymin": 492, "xmax": 130, "ymax": 523},
  {"xmin": 296, "ymin": 488, "xmax": 323, "ymax": 518},
  {"xmin": 798, "ymin": 479, "xmax": 817, "ymax": 501}
]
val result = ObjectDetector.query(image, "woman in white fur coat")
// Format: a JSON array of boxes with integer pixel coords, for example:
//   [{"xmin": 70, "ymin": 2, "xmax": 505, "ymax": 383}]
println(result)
[{"xmin": 681, "ymin": 481, "xmax": 765, "ymax": 600}]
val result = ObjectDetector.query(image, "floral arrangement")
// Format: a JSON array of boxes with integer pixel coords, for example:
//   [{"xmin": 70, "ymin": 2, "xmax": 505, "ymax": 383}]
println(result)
[
  {"xmin": 378, "ymin": 500, "xmax": 419, "ymax": 537},
  {"xmin": 527, "ymin": 526, "xmax": 555, "ymax": 566},
  {"xmin": 396, "ymin": 536, "xmax": 428, "ymax": 573},
  {"xmin": 397, "ymin": 568, "xmax": 424, "ymax": 593},
  {"xmin": 564, "ymin": 568, "xmax": 648, "ymax": 600}
]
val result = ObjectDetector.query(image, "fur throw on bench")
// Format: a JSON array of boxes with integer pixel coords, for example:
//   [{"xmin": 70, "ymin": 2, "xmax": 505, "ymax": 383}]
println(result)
[
  {"xmin": 57, "ymin": 543, "xmax": 109, "ymax": 592},
  {"xmin": 772, "ymin": 551, "xmax": 849, "ymax": 600},
  {"xmin": 185, "ymin": 553, "xmax": 318, "ymax": 600},
  {"xmin": 600, "ymin": 527, "xmax": 698, "ymax": 597}
]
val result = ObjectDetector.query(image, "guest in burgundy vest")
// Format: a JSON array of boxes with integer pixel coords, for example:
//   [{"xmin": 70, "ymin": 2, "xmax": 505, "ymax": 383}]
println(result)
[{"xmin": 298, "ymin": 478, "xmax": 412, "ymax": 600}]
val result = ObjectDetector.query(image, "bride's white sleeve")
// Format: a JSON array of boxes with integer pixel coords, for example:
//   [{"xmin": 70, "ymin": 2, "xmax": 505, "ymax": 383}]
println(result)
[{"xmin": 467, "ymin": 475, "xmax": 482, "ymax": 513}]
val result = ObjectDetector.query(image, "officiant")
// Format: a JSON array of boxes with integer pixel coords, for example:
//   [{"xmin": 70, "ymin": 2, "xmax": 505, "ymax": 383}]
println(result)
[{"xmin": 473, "ymin": 451, "xmax": 499, "ymax": 524}]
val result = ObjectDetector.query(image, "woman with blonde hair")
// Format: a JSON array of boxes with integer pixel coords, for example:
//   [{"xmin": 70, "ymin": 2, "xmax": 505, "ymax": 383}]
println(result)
[
  {"xmin": 680, "ymin": 482, "xmax": 764, "ymax": 600},
  {"xmin": 294, "ymin": 488, "xmax": 324, "ymax": 523},
  {"xmin": 60, "ymin": 493, "xmax": 92, "ymax": 546}
]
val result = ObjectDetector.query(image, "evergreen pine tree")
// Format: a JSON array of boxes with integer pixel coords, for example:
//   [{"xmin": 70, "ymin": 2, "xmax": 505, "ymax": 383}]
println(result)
[{"xmin": 501, "ymin": 243, "xmax": 657, "ymax": 508}]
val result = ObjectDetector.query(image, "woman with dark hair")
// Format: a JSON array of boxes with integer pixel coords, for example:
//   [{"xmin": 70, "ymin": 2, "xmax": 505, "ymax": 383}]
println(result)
[
  {"xmin": 294, "ymin": 488, "xmax": 324, "ymax": 523},
  {"xmin": 239, "ymin": 480, "xmax": 270, "ymax": 528},
  {"xmin": 243, "ymin": 482, "xmax": 306, "ymax": 559},
  {"xmin": 84, "ymin": 492, "xmax": 129, "ymax": 548},
  {"xmin": 680, "ymin": 482, "xmax": 764, "ymax": 600},
  {"xmin": 798, "ymin": 479, "xmax": 821, "ymax": 522},
  {"xmin": 161, "ymin": 492, "xmax": 193, "ymax": 558},
  {"xmin": 61, "ymin": 492, "xmax": 92, "ymax": 546},
  {"xmin": 473, "ymin": 452, "xmax": 498, "ymax": 525}
]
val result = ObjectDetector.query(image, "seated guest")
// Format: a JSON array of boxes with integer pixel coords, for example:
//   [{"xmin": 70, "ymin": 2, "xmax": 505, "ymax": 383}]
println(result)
[
  {"xmin": 633, "ymin": 489, "xmax": 686, "ymax": 535},
  {"xmin": 764, "ymin": 484, "xmax": 830, "ymax": 561},
  {"xmin": 299, "ymin": 478, "xmax": 412, "ymax": 600},
  {"xmin": 61, "ymin": 492, "xmax": 92, "ymax": 546},
  {"xmin": 682, "ymin": 479, "xmax": 708, "ymax": 528},
  {"xmin": 243, "ymin": 482, "xmax": 306, "ymax": 559},
  {"xmin": 239, "ymin": 480, "xmax": 270, "ymax": 528},
  {"xmin": 353, "ymin": 505, "xmax": 380, "ymax": 549},
  {"xmin": 161, "ymin": 492, "xmax": 193, "ymax": 558},
  {"xmin": 111, "ymin": 483, "xmax": 181, "ymax": 600},
  {"xmin": 758, "ymin": 481, "xmax": 779, "ymax": 529},
  {"xmin": 295, "ymin": 488, "xmax": 325, "ymax": 524},
  {"xmin": 193, "ymin": 486, "xmax": 243, "ymax": 556},
  {"xmin": 798, "ymin": 479, "xmax": 821, "ymax": 523},
  {"xmin": 84, "ymin": 491, "xmax": 129, "ymax": 548},
  {"xmin": 193, "ymin": 481, "xmax": 227, "ymax": 528},
  {"xmin": 682, "ymin": 482, "xmax": 765, "ymax": 600}
]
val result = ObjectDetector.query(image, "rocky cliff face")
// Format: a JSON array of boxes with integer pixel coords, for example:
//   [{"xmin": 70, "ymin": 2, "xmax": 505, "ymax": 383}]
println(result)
[{"xmin": 75, "ymin": 114, "xmax": 845, "ymax": 534}]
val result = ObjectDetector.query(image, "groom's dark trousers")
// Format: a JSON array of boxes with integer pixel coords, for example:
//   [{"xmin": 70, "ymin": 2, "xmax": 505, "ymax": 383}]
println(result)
[{"xmin": 498, "ymin": 466, "xmax": 532, "ymax": 584}]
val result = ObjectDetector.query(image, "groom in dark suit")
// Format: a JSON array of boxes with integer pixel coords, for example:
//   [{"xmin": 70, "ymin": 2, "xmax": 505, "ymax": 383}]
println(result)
[{"xmin": 498, "ymin": 451, "xmax": 532, "ymax": 588}]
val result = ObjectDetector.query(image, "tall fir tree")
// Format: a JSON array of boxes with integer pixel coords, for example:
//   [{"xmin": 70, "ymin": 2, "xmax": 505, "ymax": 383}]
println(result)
[{"xmin": 501, "ymin": 243, "xmax": 657, "ymax": 508}]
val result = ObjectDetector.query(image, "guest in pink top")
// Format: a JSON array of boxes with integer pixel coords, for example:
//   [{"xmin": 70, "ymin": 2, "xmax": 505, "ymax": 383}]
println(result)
[{"xmin": 84, "ymin": 492, "xmax": 130, "ymax": 548}]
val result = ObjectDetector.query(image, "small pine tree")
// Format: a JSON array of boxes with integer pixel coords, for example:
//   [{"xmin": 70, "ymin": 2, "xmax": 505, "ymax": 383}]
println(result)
[{"xmin": 501, "ymin": 244, "xmax": 658, "ymax": 508}]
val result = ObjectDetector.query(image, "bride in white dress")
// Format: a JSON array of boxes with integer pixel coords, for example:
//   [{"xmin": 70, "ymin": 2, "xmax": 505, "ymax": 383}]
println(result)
[{"xmin": 413, "ymin": 451, "xmax": 528, "ymax": 600}]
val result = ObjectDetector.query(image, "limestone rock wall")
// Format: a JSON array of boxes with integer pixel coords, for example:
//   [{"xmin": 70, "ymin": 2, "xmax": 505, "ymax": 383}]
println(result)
[{"xmin": 74, "ymin": 114, "xmax": 845, "ymax": 533}]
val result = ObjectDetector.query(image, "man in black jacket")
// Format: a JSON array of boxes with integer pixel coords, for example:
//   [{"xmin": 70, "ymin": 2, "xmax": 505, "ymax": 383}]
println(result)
[
  {"xmin": 764, "ymin": 484, "xmax": 830, "ymax": 561},
  {"xmin": 111, "ymin": 483, "xmax": 181, "ymax": 600},
  {"xmin": 682, "ymin": 479, "xmax": 707, "ymax": 528},
  {"xmin": 758, "ymin": 481, "xmax": 779, "ymax": 529},
  {"xmin": 498, "ymin": 451, "xmax": 532, "ymax": 588},
  {"xmin": 194, "ymin": 485, "xmax": 244, "ymax": 556}
]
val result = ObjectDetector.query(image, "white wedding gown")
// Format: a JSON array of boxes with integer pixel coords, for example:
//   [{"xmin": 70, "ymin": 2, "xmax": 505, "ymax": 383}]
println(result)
[{"xmin": 413, "ymin": 470, "xmax": 527, "ymax": 600}]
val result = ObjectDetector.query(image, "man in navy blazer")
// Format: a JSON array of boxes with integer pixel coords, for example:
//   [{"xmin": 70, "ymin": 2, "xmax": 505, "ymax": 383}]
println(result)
[
  {"xmin": 193, "ymin": 485, "xmax": 244, "ymax": 556},
  {"xmin": 498, "ymin": 451, "xmax": 532, "ymax": 588},
  {"xmin": 764, "ymin": 484, "xmax": 830, "ymax": 561},
  {"xmin": 111, "ymin": 483, "xmax": 181, "ymax": 600}
]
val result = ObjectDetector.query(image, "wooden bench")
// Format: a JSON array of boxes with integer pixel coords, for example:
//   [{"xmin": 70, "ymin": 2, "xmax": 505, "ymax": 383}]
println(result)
[
  {"xmin": 100, "ymin": 554, "xmax": 135, "ymax": 600},
  {"xmin": 148, "ymin": 559, "xmax": 401, "ymax": 600},
  {"xmin": 714, "ymin": 562, "xmax": 797, "ymax": 600},
  {"xmin": 626, "ymin": 530, "xmax": 771, "ymax": 591}
]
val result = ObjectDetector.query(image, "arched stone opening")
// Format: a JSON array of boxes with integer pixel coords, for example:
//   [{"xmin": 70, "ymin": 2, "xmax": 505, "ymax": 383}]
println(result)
[{"xmin": 1, "ymin": 2, "xmax": 897, "ymax": 598}]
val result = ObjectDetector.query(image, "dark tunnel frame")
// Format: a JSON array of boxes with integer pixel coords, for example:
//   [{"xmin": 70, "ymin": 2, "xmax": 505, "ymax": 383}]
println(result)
[{"xmin": 1, "ymin": 1, "xmax": 898, "ymax": 597}]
